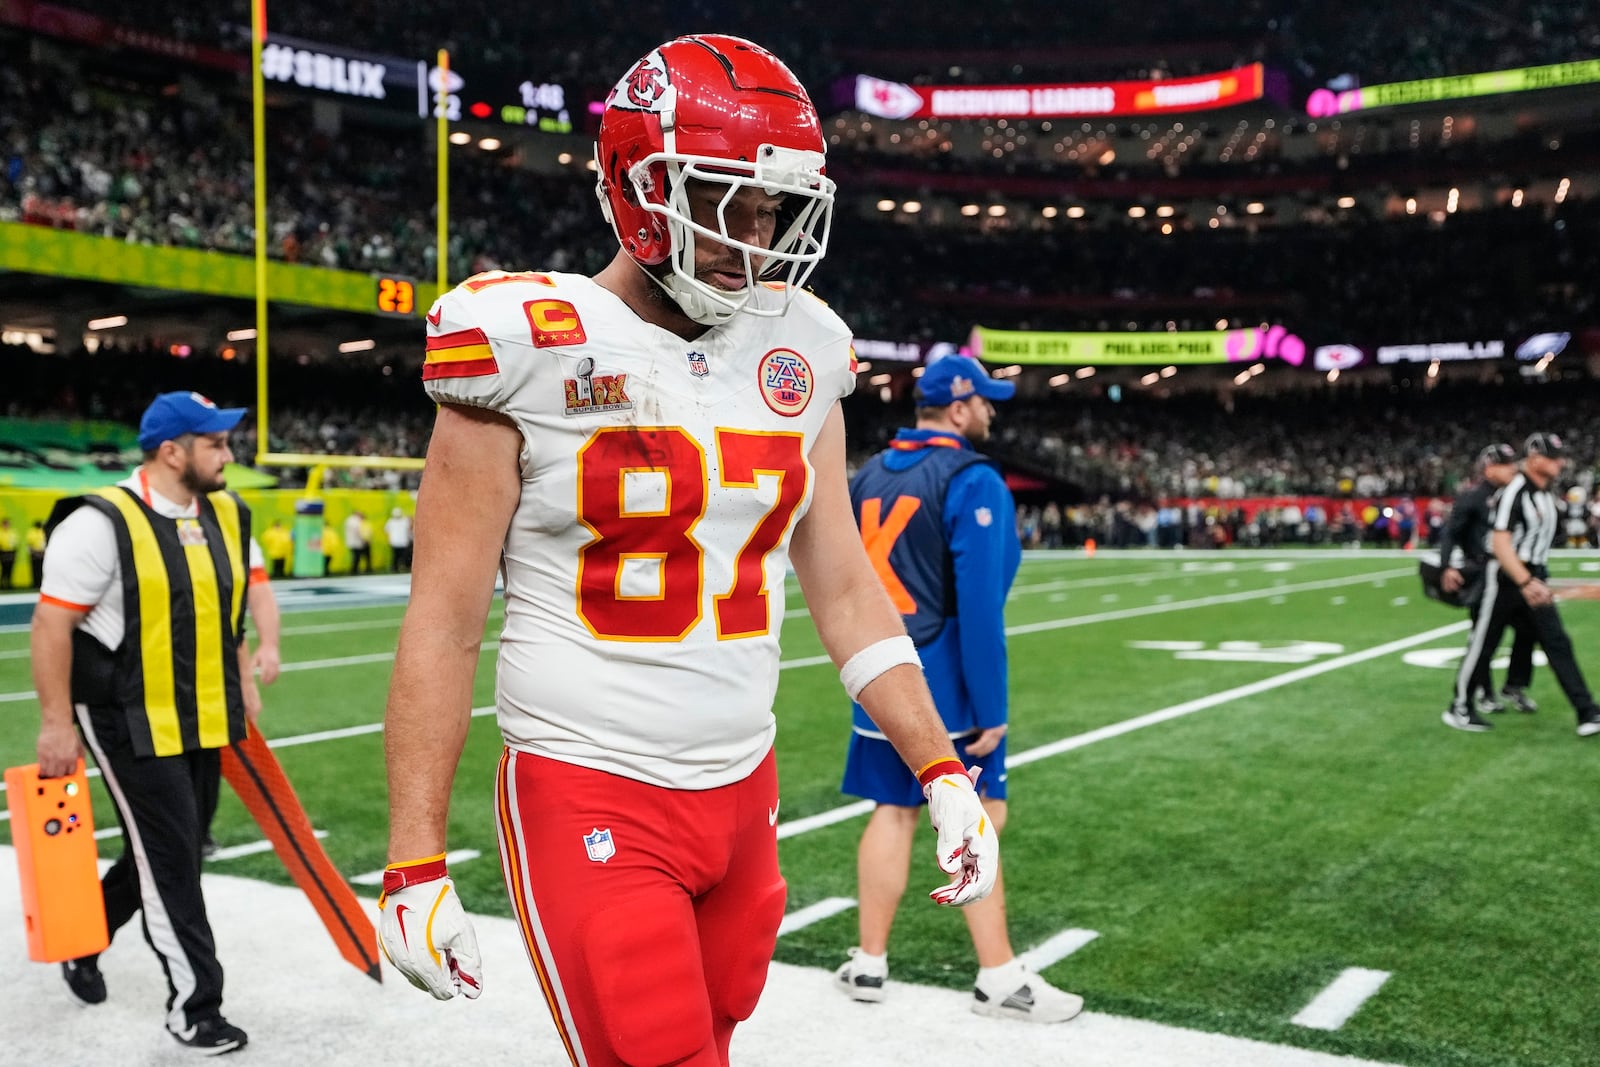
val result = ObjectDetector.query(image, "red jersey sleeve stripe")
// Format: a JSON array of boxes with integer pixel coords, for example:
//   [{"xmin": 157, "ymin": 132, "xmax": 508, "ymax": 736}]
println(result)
[
  {"xmin": 425, "ymin": 327, "xmax": 490, "ymax": 351},
  {"xmin": 39, "ymin": 593, "xmax": 94, "ymax": 612},
  {"xmin": 423, "ymin": 357, "xmax": 500, "ymax": 380}
]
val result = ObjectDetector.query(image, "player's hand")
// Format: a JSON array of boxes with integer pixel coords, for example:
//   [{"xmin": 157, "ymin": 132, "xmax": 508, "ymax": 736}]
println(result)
[
  {"xmin": 253, "ymin": 643, "xmax": 281, "ymax": 686},
  {"xmin": 923, "ymin": 766, "xmax": 998, "ymax": 907},
  {"xmin": 37, "ymin": 722, "xmax": 83, "ymax": 779},
  {"xmin": 963, "ymin": 724, "xmax": 1008, "ymax": 758},
  {"xmin": 378, "ymin": 855, "xmax": 483, "ymax": 1000},
  {"xmin": 1522, "ymin": 579, "xmax": 1553, "ymax": 607},
  {"xmin": 1440, "ymin": 568, "xmax": 1463, "ymax": 594}
]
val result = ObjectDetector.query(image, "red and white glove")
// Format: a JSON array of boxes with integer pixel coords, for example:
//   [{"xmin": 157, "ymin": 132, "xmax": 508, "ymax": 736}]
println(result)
[
  {"xmin": 920, "ymin": 760, "xmax": 999, "ymax": 906},
  {"xmin": 377, "ymin": 854, "xmax": 483, "ymax": 1000}
]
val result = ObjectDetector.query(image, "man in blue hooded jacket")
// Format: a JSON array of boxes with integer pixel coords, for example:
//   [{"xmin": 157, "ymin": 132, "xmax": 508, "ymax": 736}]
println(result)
[{"xmin": 833, "ymin": 354, "xmax": 1082, "ymax": 1023}]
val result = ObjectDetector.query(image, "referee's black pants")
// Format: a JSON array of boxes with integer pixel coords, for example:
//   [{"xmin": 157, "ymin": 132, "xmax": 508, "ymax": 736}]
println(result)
[
  {"xmin": 1459, "ymin": 593, "xmax": 1538, "ymax": 699},
  {"xmin": 75, "ymin": 701, "xmax": 226, "ymax": 1035},
  {"xmin": 1455, "ymin": 567, "xmax": 1600, "ymax": 720}
]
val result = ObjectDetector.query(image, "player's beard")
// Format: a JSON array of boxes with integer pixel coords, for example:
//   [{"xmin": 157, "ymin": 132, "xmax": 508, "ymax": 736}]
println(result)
[{"xmin": 180, "ymin": 455, "xmax": 227, "ymax": 495}]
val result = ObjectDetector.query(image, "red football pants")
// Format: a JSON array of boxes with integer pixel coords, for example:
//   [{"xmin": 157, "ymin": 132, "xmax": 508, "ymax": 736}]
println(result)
[{"xmin": 495, "ymin": 747, "xmax": 786, "ymax": 1067}]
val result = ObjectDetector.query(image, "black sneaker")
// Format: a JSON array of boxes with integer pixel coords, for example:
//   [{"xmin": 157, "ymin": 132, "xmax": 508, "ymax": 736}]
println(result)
[
  {"xmin": 1577, "ymin": 709, "xmax": 1600, "ymax": 738},
  {"xmin": 61, "ymin": 957, "xmax": 106, "ymax": 1005},
  {"xmin": 1475, "ymin": 689, "xmax": 1507, "ymax": 714},
  {"xmin": 1501, "ymin": 687, "xmax": 1540, "ymax": 714},
  {"xmin": 1442, "ymin": 705, "xmax": 1493, "ymax": 732},
  {"xmin": 170, "ymin": 1016, "xmax": 248, "ymax": 1056}
]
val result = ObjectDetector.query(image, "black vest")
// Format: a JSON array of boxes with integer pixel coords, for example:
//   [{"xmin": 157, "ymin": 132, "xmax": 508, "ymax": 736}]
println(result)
[{"xmin": 49, "ymin": 486, "xmax": 251, "ymax": 757}]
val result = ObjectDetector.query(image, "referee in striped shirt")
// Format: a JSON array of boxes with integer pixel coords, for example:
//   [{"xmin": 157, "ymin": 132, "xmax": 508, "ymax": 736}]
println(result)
[{"xmin": 1445, "ymin": 433, "xmax": 1600, "ymax": 735}]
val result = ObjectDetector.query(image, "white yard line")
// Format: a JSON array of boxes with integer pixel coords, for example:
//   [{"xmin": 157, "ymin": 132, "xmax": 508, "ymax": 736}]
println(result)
[
  {"xmin": 1291, "ymin": 967, "xmax": 1392, "ymax": 1030},
  {"xmin": 0, "ymin": 567, "xmax": 1417, "ymax": 706},
  {"xmin": 1018, "ymin": 928, "xmax": 1101, "ymax": 971},
  {"xmin": 781, "ymin": 619, "xmax": 1469, "ymax": 840},
  {"xmin": 776, "ymin": 896, "xmax": 857, "ymax": 936}
]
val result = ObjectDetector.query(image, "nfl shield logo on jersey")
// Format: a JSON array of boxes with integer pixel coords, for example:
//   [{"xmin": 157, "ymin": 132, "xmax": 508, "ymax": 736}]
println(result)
[
  {"xmin": 686, "ymin": 351, "xmax": 710, "ymax": 378},
  {"xmin": 583, "ymin": 827, "xmax": 616, "ymax": 863}
]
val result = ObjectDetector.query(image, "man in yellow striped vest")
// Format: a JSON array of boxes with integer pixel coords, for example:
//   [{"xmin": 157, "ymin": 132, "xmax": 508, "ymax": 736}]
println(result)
[{"xmin": 31, "ymin": 391, "xmax": 264, "ymax": 1057}]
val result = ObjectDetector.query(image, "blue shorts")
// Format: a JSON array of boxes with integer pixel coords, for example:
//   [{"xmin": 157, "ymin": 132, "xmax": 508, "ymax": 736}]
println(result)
[{"xmin": 841, "ymin": 730, "xmax": 1007, "ymax": 807}]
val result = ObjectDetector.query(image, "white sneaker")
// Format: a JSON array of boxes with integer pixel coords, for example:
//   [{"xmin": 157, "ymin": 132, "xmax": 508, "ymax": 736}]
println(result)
[
  {"xmin": 973, "ymin": 963, "xmax": 1083, "ymax": 1023},
  {"xmin": 834, "ymin": 947, "xmax": 887, "ymax": 1003}
]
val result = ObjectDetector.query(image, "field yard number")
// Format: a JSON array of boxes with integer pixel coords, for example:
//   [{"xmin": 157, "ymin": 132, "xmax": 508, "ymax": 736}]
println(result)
[{"xmin": 1127, "ymin": 640, "xmax": 1345, "ymax": 664}]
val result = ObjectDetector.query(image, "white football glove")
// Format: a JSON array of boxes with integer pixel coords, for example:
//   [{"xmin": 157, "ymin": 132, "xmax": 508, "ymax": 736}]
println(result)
[
  {"xmin": 924, "ymin": 765, "xmax": 999, "ymax": 907},
  {"xmin": 377, "ymin": 855, "xmax": 483, "ymax": 1000}
]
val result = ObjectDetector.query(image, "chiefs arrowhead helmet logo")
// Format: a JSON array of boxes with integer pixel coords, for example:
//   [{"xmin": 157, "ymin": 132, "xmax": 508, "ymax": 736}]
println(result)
[{"xmin": 613, "ymin": 51, "xmax": 670, "ymax": 110}]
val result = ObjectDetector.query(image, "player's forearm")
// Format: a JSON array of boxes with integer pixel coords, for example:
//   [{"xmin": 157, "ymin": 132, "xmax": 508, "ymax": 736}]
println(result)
[
  {"xmin": 384, "ymin": 627, "xmax": 479, "ymax": 860},
  {"xmin": 1491, "ymin": 531, "xmax": 1531, "ymax": 585},
  {"xmin": 30, "ymin": 608, "xmax": 77, "ymax": 729},
  {"xmin": 856, "ymin": 665, "xmax": 960, "ymax": 773},
  {"xmin": 248, "ymin": 582, "xmax": 280, "ymax": 657}
]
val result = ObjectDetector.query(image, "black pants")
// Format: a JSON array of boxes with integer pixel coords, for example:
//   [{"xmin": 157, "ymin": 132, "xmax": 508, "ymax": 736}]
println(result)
[
  {"xmin": 1455, "ymin": 568, "xmax": 1599, "ymax": 719},
  {"xmin": 76, "ymin": 701, "xmax": 226, "ymax": 1034},
  {"xmin": 1457, "ymin": 594, "xmax": 1537, "ymax": 701},
  {"xmin": 0, "ymin": 549, "xmax": 14, "ymax": 588}
]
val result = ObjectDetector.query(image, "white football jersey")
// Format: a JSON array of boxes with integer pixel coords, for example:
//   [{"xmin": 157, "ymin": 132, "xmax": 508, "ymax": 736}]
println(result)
[{"xmin": 423, "ymin": 270, "xmax": 856, "ymax": 789}]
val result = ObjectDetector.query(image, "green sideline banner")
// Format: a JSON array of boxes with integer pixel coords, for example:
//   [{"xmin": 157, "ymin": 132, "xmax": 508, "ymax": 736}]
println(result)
[
  {"xmin": 0, "ymin": 223, "xmax": 438, "ymax": 316},
  {"xmin": 967, "ymin": 324, "xmax": 1306, "ymax": 366}
]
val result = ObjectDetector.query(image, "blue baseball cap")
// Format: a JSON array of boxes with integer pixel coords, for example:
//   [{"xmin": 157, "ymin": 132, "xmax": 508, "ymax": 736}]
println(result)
[
  {"xmin": 138, "ymin": 392, "xmax": 247, "ymax": 451},
  {"xmin": 915, "ymin": 354, "xmax": 1016, "ymax": 407}
]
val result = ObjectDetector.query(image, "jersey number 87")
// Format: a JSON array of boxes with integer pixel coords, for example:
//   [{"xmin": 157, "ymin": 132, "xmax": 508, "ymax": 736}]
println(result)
[{"xmin": 576, "ymin": 426, "xmax": 806, "ymax": 641}]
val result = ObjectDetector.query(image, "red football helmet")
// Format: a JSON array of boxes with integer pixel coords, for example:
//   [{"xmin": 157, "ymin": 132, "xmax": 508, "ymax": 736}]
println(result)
[{"xmin": 594, "ymin": 35, "xmax": 835, "ymax": 325}]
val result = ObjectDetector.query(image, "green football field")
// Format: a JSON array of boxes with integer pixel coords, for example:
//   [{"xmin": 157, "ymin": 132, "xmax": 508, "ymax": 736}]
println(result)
[{"xmin": 4, "ymin": 550, "xmax": 1599, "ymax": 1067}]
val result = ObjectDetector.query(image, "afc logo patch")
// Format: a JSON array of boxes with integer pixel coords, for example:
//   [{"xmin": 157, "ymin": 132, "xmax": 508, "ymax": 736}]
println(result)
[
  {"xmin": 583, "ymin": 827, "xmax": 616, "ymax": 863},
  {"xmin": 757, "ymin": 348, "xmax": 814, "ymax": 417},
  {"xmin": 524, "ymin": 299, "xmax": 587, "ymax": 348},
  {"xmin": 564, "ymin": 355, "xmax": 633, "ymax": 416}
]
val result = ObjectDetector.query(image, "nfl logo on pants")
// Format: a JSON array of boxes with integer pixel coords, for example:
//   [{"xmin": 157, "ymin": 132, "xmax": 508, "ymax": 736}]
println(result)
[{"xmin": 583, "ymin": 827, "xmax": 616, "ymax": 863}]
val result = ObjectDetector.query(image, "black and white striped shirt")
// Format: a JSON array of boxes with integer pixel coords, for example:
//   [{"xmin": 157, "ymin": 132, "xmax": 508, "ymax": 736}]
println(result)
[{"xmin": 1492, "ymin": 472, "xmax": 1559, "ymax": 566}]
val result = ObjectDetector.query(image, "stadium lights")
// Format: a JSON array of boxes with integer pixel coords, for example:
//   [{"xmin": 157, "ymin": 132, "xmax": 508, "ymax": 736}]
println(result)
[
  {"xmin": 1556, "ymin": 178, "xmax": 1571, "ymax": 204},
  {"xmin": 226, "ymin": 328, "xmax": 257, "ymax": 341},
  {"xmin": 1233, "ymin": 369, "xmax": 1252, "ymax": 385},
  {"xmin": 854, "ymin": 360, "xmax": 872, "ymax": 374},
  {"xmin": 987, "ymin": 204, "xmax": 1007, "ymax": 217},
  {"xmin": 338, "ymin": 339, "xmax": 377, "ymax": 354},
  {"xmin": 1074, "ymin": 367, "xmax": 1096, "ymax": 379},
  {"xmin": 1160, "ymin": 223, "xmax": 1173, "ymax": 235},
  {"xmin": 1160, "ymin": 366, "xmax": 1177, "ymax": 378},
  {"xmin": 1447, "ymin": 188, "xmax": 1459, "ymax": 214},
  {"xmin": 902, "ymin": 201, "xmax": 922, "ymax": 214},
  {"xmin": 1512, "ymin": 188, "xmax": 1525, "ymax": 207},
  {"xmin": 1140, "ymin": 372, "xmax": 1160, "ymax": 385},
  {"xmin": 869, "ymin": 373, "xmax": 892, "ymax": 386},
  {"xmin": 86, "ymin": 315, "xmax": 128, "ymax": 330},
  {"xmin": 448, "ymin": 131, "xmax": 471, "ymax": 145},
  {"xmin": 478, "ymin": 137, "xmax": 502, "ymax": 151},
  {"xmin": 1337, "ymin": 196, "xmax": 1356, "ymax": 208},
  {"xmin": 1127, "ymin": 205, "xmax": 1147, "ymax": 218},
  {"xmin": 1245, "ymin": 201, "xmax": 1265, "ymax": 214},
  {"xmin": 1215, "ymin": 318, "xmax": 1229, "ymax": 330},
  {"xmin": 1208, "ymin": 217, "xmax": 1220, "ymax": 228},
  {"xmin": 1155, "ymin": 205, "xmax": 1175, "ymax": 217},
  {"xmin": 911, "ymin": 366, "xmax": 925, "ymax": 377},
  {"xmin": 1327, "ymin": 369, "xmax": 1340, "ymax": 383},
  {"xmin": 1406, "ymin": 198, "xmax": 1417, "ymax": 215},
  {"xmin": 1098, "ymin": 148, "xmax": 1116, "ymax": 165},
  {"xmin": 994, "ymin": 365, "xmax": 1023, "ymax": 378},
  {"xmin": 557, "ymin": 152, "xmax": 573, "ymax": 164},
  {"xmin": 1066, "ymin": 205, "xmax": 1086, "ymax": 219},
  {"xmin": 1249, "ymin": 363, "xmax": 1265, "ymax": 376},
  {"xmin": 877, "ymin": 199, "xmax": 896, "ymax": 212},
  {"xmin": 960, "ymin": 204, "xmax": 981, "ymax": 217},
  {"xmin": 1048, "ymin": 373, "xmax": 1071, "ymax": 387},
  {"xmin": 1041, "ymin": 205, "xmax": 1058, "ymax": 218}
]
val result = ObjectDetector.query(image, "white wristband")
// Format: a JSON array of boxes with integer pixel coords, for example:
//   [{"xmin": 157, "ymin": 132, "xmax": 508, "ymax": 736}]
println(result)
[{"xmin": 840, "ymin": 635, "xmax": 922, "ymax": 701}]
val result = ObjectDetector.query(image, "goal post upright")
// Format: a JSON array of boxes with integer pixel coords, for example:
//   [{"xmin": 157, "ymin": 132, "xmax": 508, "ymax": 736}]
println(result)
[{"xmin": 251, "ymin": 0, "xmax": 271, "ymax": 467}]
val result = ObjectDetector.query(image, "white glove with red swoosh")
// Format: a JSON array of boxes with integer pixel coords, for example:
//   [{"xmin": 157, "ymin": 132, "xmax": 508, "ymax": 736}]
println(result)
[
  {"xmin": 378, "ymin": 854, "xmax": 483, "ymax": 1000},
  {"xmin": 921, "ymin": 760, "xmax": 999, "ymax": 907}
]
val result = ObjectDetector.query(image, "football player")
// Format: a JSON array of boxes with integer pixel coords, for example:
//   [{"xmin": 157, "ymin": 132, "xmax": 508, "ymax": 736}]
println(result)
[{"xmin": 378, "ymin": 35, "xmax": 998, "ymax": 1067}]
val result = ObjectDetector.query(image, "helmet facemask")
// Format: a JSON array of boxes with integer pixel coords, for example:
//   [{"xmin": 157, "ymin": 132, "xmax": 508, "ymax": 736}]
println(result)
[{"xmin": 630, "ymin": 143, "xmax": 834, "ymax": 326}]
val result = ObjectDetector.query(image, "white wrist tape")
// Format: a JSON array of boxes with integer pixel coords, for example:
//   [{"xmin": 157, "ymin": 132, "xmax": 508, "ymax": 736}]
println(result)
[{"xmin": 840, "ymin": 635, "xmax": 922, "ymax": 701}]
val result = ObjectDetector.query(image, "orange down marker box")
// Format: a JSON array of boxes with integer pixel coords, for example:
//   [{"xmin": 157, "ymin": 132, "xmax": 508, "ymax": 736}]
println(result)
[{"xmin": 5, "ymin": 761, "xmax": 109, "ymax": 962}]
